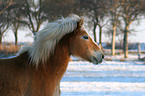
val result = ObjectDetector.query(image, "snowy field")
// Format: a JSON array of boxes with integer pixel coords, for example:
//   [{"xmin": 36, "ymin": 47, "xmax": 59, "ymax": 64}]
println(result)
[{"xmin": 60, "ymin": 60, "xmax": 145, "ymax": 96}]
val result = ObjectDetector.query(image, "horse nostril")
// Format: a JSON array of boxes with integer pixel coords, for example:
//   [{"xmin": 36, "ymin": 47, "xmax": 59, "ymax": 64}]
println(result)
[{"xmin": 102, "ymin": 55, "xmax": 105, "ymax": 59}]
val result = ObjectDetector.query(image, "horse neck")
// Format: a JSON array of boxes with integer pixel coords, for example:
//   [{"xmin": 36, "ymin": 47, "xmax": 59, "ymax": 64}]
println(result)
[
  {"xmin": 49, "ymin": 41, "xmax": 70, "ymax": 79},
  {"xmin": 41, "ymin": 33, "xmax": 72, "ymax": 82},
  {"xmin": 28, "ymin": 36, "xmax": 71, "ymax": 96}
]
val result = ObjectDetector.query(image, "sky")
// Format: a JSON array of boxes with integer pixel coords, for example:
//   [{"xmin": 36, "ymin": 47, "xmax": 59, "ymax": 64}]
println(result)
[
  {"xmin": 2, "ymin": 19, "xmax": 145, "ymax": 43},
  {"xmin": 127, "ymin": 19, "xmax": 145, "ymax": 43}
]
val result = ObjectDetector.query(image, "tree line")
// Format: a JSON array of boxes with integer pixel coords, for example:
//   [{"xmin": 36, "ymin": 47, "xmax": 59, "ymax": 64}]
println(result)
[{"xmin": 0, "ymin": 0, "xmax": 145, "ymax": 58}]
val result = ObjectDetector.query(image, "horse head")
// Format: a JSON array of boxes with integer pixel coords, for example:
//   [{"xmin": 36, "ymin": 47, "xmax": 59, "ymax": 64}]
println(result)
[{"xmin": 70, "ymin": 18, "xmax": 104, "ymax": 64}]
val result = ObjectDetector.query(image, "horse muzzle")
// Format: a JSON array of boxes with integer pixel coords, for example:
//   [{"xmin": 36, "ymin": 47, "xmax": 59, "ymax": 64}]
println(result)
[{"xmin": 90, "ymin": 51, "xmax": 104, "ymax": 65}]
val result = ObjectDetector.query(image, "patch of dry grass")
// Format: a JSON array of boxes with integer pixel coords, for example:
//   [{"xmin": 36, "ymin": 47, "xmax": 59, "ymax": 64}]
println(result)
[{"xmin": 0, "ymin": 44, "xmax": 20, "ymax": 58}]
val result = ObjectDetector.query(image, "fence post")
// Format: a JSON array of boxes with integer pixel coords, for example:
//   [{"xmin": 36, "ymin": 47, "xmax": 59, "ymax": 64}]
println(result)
[{"xmin": 138, "ymin": 43, "xmax": 141, "ymax": 60}]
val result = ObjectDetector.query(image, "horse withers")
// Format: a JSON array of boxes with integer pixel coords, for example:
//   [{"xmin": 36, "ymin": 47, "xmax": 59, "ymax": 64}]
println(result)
[{"xmin": 0, "ymin": 14, "xmax": 104, "ymax": 96}]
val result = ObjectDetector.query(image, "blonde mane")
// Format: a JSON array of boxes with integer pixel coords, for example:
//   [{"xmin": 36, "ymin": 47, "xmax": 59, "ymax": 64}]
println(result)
[{"xmin": 19, "ymin": 14, "xmax": 81, "ymax": 67}]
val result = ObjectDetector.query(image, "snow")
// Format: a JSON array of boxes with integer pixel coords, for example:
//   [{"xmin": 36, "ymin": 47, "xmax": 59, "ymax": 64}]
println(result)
[
  {"xmin": 60, "ymin": 60, "xmax": 145, "ymax": 96},
  {"xmin": 105, "ymin": 54, "xmax": 145, "ymax": 61}
]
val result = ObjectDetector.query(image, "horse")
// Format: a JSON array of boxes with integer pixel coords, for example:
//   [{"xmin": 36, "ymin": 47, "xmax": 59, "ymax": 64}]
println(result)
[{"xmin": 0, "ymin": 14, "xmax": 104, "ymax": 96}]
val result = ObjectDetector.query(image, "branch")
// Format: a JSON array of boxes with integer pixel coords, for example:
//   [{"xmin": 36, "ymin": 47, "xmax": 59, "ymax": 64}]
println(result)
[
  {"xmin": 25, "ymin": 1, "xmax": 35, "ymax": 32},
  {"xmin": 0, "ymin": 0, "xmax": 13, "ymax": 15}
]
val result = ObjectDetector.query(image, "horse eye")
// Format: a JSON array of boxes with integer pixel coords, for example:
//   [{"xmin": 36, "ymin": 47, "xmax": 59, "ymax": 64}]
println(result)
[{"xmin": 82, "ymin": 35, "xmax": 89, "ymax": 40}]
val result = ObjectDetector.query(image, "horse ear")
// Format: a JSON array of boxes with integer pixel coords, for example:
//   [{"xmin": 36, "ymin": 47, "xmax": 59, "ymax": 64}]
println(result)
[{"xmin": 78, "ymin": 18, "xmax": 84, "ymax": 28}]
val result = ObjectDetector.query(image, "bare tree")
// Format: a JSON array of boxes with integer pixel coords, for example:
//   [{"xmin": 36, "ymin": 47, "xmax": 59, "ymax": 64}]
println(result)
[
  {"xmin": 11, "ymin": 21, "xmax": 20, "ymax": 46},
  {"xmin": 8, "ymin": 0, "xmax": 22, "ymax": 46},
  {"xmin": 16, "ymin": 0, "xmax": 48, "ymax": 38},
  {"xmin": 78, "ymin": 0, "xmax": 108, "ymax": 49},
  {"xmin": 108, "ymin": 0, "xmax": 121, "ymax": 55},
  {"xmin": 0, "ymin": 6, "xmax": 11, "ymax": 44},
  {"xmin": 19, "ymin": 0, "xmax": 77, "ymax": 38},
  {"xmin": 0, "ymin": 0, "xmax": 13, "ymax": 44},
  {"xmin": 120, "ymin": 0, "xmax": 145, "ymax": 58},
  {"xmin": 0, "ymin": 24, "xmax": 10, "ymax": 44}
]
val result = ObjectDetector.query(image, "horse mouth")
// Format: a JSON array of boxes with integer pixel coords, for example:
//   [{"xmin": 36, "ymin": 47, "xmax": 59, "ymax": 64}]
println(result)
[{"xmin": 91, "ymin": 56, "xmax": 103, "ymax": 65}]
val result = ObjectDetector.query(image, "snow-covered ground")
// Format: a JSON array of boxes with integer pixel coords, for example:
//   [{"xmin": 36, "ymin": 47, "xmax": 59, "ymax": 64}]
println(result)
[
  {"xmin": 60, "ymin": 60, "xmax": 145, "ymax": 96},
  {"xmin": 105, "ymin": 54, "xmax": 145, "ymax": 61}
]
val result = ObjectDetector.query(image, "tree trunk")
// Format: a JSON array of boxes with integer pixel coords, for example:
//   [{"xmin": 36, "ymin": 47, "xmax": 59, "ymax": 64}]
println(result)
[
  {"xmin": 14, "ymin": 31, "xmax": 18, "ymax": 46},
  {"xmin": 93, "ymin": 23, "xmax": 97, "ymax": 42},
  {"xmin": 138, "ymin": 43, "xmax": 141, "ymax": 60},
  {"xmin": 123, "ymin": 25, "xmax": 129, "ymax": 58},
  {"xmin": 33, "ymin": 31, "xmax": 37, "ymax": 42},
  {"xmin": 111, "ymin": 26, "xmax": 116, "ymax": 56},
  {"xmin": 99, "ymin": 26, "xmax": 102, "ymax": 49},
  {"xmin": 13, "ymin": 24, "xmax": 19, "ymax": 46},
  {"xmin": 0, "ymin": 32, "xmax": 3, "ymax": 45}
]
